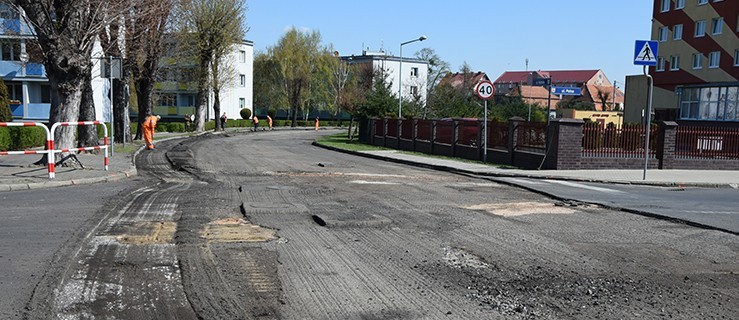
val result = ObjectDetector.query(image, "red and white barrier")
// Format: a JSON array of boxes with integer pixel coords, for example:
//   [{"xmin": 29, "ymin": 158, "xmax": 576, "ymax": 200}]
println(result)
[
  {"xmin": 50, "ymin": 121, "xmax": 109, "ymax": 179},
  {"xmin": 0, "ymin": 122, "xmax": 53, "ymax": 178},
  {"xmin": 0, "ymin": 121, "xmax": 109, "ymax": 179}
]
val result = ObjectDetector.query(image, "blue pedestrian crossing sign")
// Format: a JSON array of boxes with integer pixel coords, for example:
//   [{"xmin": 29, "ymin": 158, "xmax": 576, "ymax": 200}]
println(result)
[{"xmin": 634, "ymin": 40, "xmax": 658, "ymax": 66}]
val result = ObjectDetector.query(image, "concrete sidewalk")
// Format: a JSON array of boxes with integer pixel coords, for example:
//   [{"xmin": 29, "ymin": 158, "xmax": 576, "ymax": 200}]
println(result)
[{"xmin": 318, "ymin": 146, "xmax": 739, "ymax": 189}]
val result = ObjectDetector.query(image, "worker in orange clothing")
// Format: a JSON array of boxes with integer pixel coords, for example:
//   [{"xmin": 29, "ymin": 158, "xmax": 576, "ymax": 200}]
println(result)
[
  {"xmin": 143, "ymin": 114, "xmax": 160, "ymax": 150},
  {"xmin": 314, "ymin": 116, "xmax": 319, "ymax": 131},
  {"xmin": 266, "ymin": 114, "xmax": 273, "ymax": 130},
  {"xmin": 252, "ymin": 115, "xmax": 259, "ymax": 131}
]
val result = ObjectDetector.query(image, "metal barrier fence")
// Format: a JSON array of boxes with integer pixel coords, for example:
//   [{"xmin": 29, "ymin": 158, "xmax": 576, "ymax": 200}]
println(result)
[
  {"xmin": 675, "ymin": 126, "xmax": 739, "ymax": 159},
  {"xmin": 0, "ymin": 121, "xmax": 108, "ymax": 179},
  {"xmin": 0, "ymin": 121, "xmax": 53, "ymax": 178},
  {"xmin": 582, "ymin": 123, "xmax": 658, "ymax": 159}
]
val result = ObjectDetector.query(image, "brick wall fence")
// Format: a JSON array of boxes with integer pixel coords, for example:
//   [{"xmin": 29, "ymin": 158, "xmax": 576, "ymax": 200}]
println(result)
[{"xmin": 358, "ymin": 118, "xmax": 739, "ymax": 170}]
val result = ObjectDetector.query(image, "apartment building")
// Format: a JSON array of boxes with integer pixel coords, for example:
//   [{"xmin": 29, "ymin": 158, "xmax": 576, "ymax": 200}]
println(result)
[
  {"xmin": 341, "ymin": 50, "xmax": 429, "ymax": 106},
  {"xmin": 1, "ymin": 3, "xmax": 253, "ymax": 122},
  {"xmin": 648, "ymin": 0, "xmax": 738, "ymax": 123}
]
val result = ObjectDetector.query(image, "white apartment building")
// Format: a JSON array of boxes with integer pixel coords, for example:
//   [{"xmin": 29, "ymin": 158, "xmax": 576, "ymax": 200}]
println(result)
[{"xmin": 342, "ymin": 50, "xmax": 429, "ymax": 106}]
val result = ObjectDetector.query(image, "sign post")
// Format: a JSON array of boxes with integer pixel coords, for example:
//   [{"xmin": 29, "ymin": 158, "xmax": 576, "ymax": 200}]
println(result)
[
  {"xmin": 474, "ymin": 80, "xmax": 494, "ymax": 163},
  {"xmin": 633, "ymin": 40, "xmax": 658, "ymax": 180}
]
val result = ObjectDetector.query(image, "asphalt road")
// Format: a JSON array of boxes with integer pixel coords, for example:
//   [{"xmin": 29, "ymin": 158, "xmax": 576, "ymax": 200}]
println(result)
[
  {"xmin": 12, "ymin": 130, "xmax": 739, "ymax": 319},
  {"xmin": 494, "ymin": 177, "xmax": 739, "ymax": 234},
  {"xmin": 0, "ymin": 181, "xmax": 136, "ymax": 320}
]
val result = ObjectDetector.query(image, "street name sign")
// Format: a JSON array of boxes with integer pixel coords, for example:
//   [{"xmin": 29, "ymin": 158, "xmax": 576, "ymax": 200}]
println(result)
[
  {"xmin": 634, "ymin": 40, "xmax": 658, "ymax": 66},
  {"xmin": 550, "ymin": 87, "xmax": 582, "ymax": 96}
]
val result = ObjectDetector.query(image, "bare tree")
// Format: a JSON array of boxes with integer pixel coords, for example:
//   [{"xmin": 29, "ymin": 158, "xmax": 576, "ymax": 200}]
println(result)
[
  {"xmin": 176, "ymin": 0, "xmax": 247, "ymax": 132},
  {"xmin": 327, "ymin": 50, "xmax": 350, "ymax": 124},
  {"xmin": 10, "ymin": 0, "xmax": 127, "ymax": 161}
]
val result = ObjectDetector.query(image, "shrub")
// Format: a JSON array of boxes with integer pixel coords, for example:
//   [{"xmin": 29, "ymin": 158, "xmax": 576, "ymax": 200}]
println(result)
[
  {"xmin": 240, "ymin": 108, "xmax": 252, "ymax": 119},
  {"xmin": 167, "ymin": 122, "xmax": 185, "ymax": 132},
  {"xmin": 0, "ymin": 127, "xmax": 10, "ymax": 151},
  {"xmin": 9, "ymin": 126, "xmax": 46, "ymax": 150},
  {"xmin": 0, "ymin": 78, "xmax": 11, "ymax": 122}
]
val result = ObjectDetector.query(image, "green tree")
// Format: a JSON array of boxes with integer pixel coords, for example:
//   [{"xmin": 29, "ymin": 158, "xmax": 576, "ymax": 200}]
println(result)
[
  {"xmin": 415, "ymin": 48, "xmax": 449, "ymax": 119},
  {"xmin": 355, "ymin": 67, "xmax": 396, "ymax": 119},
  {"xmin": 177, "ymin": 0, "xmax": 247, "ymax": 131},
  {"xmin": 492, "ymin": 97, "xmax": 546, "ymax": 122},
  {"xmin": 268, "ymin": 28, "xmax": 326, "ymax": 127},
  {"xmin": 0, "ymin": 79, "xmax": 11, "ymax": 122},
  {"xmin": 557, "ymin": 98, "xmax": 596, "ymax": 111}
]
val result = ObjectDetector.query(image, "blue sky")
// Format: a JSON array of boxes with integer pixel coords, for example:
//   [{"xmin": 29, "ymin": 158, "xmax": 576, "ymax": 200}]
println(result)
[{"xmin": 246, "ymin": 1, "xmax": 653, "ymax": 87}]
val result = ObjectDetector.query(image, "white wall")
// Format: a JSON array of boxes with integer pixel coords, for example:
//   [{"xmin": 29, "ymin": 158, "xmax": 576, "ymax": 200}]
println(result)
[
  {"xmin": 375, "ymin": 58, "xmax": 429, "ymax": 104},
  {"xmin": 216, "ymin": 41, "xmax": 254, "ymax": 120}
]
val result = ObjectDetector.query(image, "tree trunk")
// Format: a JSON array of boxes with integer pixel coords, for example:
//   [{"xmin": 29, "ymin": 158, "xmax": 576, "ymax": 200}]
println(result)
[
  {"xmin": 48, "ymin": 74, "xmax": 86, "ymax": 163},
  {"xmin": 195, "ymin": 56, "xmax": 210, "ymax": 131},
  {"xmin": 113, "ymin": 77, "xmax": 131, "ymax": 143},
  {"xmin": 213, "ymin": 90, "xmax": 221, "ymax": 132},
  {"xmin": 77, "ymin": 72, "xmax": 99, "ymax": 148},
  {"xmin": 348, "ymin": 116, "xmax": 354, "ymax": 141},
  {"xmin": 135, "ymin": 78, "xmax": 154, "ymax": 140}
]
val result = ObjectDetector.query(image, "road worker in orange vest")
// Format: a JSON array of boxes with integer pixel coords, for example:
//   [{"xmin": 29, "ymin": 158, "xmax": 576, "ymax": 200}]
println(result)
[
  {"xmin": 315, "ymin": 116, "xmax": 319, "ymax": 131},
  {"xmin": 143, "ymin": 114, "xmax": 160, "ymax": 150}
]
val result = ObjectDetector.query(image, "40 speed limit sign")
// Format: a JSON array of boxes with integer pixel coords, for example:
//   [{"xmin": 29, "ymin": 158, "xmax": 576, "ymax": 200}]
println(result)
[{"xmin": 475, "ymin": 80, "xmax": 495, "ymax": 100}]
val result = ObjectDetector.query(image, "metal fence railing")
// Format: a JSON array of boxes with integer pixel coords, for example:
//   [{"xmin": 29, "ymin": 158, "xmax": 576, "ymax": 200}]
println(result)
[
  {"xmin": 675, "ymin": 126, "xmax": 739, "ymax": 159},
  {"xmin": 582, "ymin": 123, "xmax": 657, "ymax": 158}
]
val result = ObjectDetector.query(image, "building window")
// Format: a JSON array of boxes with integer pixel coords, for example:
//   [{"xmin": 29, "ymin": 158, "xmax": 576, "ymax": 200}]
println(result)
[
  {"xmin": 410, "ymin": 86, "xmax": 418, "ymax": 95},
  {"xmin": 660, "ymin": 0, "xmax": 670, "ymax": 12},
  {"xmin": 239, "ymin": 74, "xmax": 246, "ymax": 86},
  {"xmin": 657, "ymin": 56, "xmax": 666, "ymax": 71},
  {"xmin": 708, "ymin": 51, "xmax": 720, "ymax": 68},
  {"xmin": 6, "ymin": 82, "xmax": 22, "ymax": 101},
  {"xmin": 675, "ymin": 0, "xmax": 685, "ymax": 9},
  {"xmin": 659, "ymin": 26, "xmax": 669, "ymax": 42},
  {"xmin": 239, "ymin": 50, "xmax": 246, "ymax": 63},
  {"xmin": 670, "ymin": 55, "xmax": 680, "ymax": 71},
  {"xmin": 695, "ymin": 20, "xmax": 706, "ymax": 37},
  {"xmin": 692, "ymin": 53, "xmax": 703, "ymax": 69},
  {"xmin": 1, "ymin": 43, "xmax": 20, "ymax": 61},
  {"xmin": 410, "ymin": 67, "xmax": 419, "ymax": 77},
  {"xmin": 157, "ymin": 93, "xmax": 176, "ymax": 108},
  {"xmin": 680, "ymin": 86, "xmax": 739, "ymax": 121},
  {"xmin": 239, "ymin": 98, "xmax": 245, "ymax": 109},
  {"xmin": 735, "ymin": 49, "xmax": 739, "ymax": 66},
  {"xmin": 711, "ymin": 17, "xmax": 723, "ymax": 35},
  {"xmin": 673, "ymin": 24, "xmax": 683, "ymax": 40},
  {"xmin": 697, "ymin": 0, "xmax": 708, "ymax": 5}
]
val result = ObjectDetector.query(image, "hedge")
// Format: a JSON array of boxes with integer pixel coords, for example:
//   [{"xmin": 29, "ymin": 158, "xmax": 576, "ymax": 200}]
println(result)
[{"xmin": 0, "ymin": 126, "xmax": 46, "ymax": 151}]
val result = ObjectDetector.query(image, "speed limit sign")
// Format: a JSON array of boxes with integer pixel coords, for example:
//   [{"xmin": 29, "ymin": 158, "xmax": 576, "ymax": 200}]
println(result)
[{"xmin": 475, "ymin": 80, "xmax": 495, "ymax": 100}]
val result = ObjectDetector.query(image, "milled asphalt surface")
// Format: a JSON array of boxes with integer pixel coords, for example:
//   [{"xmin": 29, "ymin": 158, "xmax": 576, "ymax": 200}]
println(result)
[{"xmin": 2, "ymin": 128, "xmax": 738, "ymax": 230}]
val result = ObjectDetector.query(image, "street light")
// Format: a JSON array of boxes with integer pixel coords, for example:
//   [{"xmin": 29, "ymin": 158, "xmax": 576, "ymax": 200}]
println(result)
[{"xmin": 398, "ymin": 35, "xmax": 427, "ymax": 118}]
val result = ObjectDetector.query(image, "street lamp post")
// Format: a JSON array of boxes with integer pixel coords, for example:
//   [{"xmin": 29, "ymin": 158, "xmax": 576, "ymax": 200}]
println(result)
[{"xmin": 398, "ymin": 35, "xmax": 427, "ymax": 118}]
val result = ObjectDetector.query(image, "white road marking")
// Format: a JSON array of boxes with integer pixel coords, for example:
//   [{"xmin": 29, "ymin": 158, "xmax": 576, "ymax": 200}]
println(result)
[
  {"xmin": 545, "ymin": 180, "xmax": 625, "ymax": 193},
  {"xmin": 505, "ymin": 178, "xmax": 546, "ymax": 185},
  {"xmin": 348, "ymin": 180, "xmax": 401, "ymax": 185}
]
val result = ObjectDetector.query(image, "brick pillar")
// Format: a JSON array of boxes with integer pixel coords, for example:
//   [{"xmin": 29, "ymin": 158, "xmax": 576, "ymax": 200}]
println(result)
[
  {"xmin": 431, "ymin": 120, "xmax": 436, "ymax": 155},
  {"xmin": 412, "ymin": 119, "xmax": 418, "ymax": 152},
  {"xmin": 477, "ymin": 120, "xmax": 484, "ymax": 161},
  {"xmin": 451, "ymin": 120, "xmax": 459, "ymax": 157},
  {"xmin": 508, "ymin": 117, "xmax": 524, "ymax": 165},
  {"xmin": 658, "ymin": 121, "xmax": 678, "ymax": 169},
  {"xmin": 382, "ymin": 117, "xmax": 388, "ymax": 148},
  {"xmin": 549, "ymin": 118, "xmax": 584, "ymax": 170}
]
